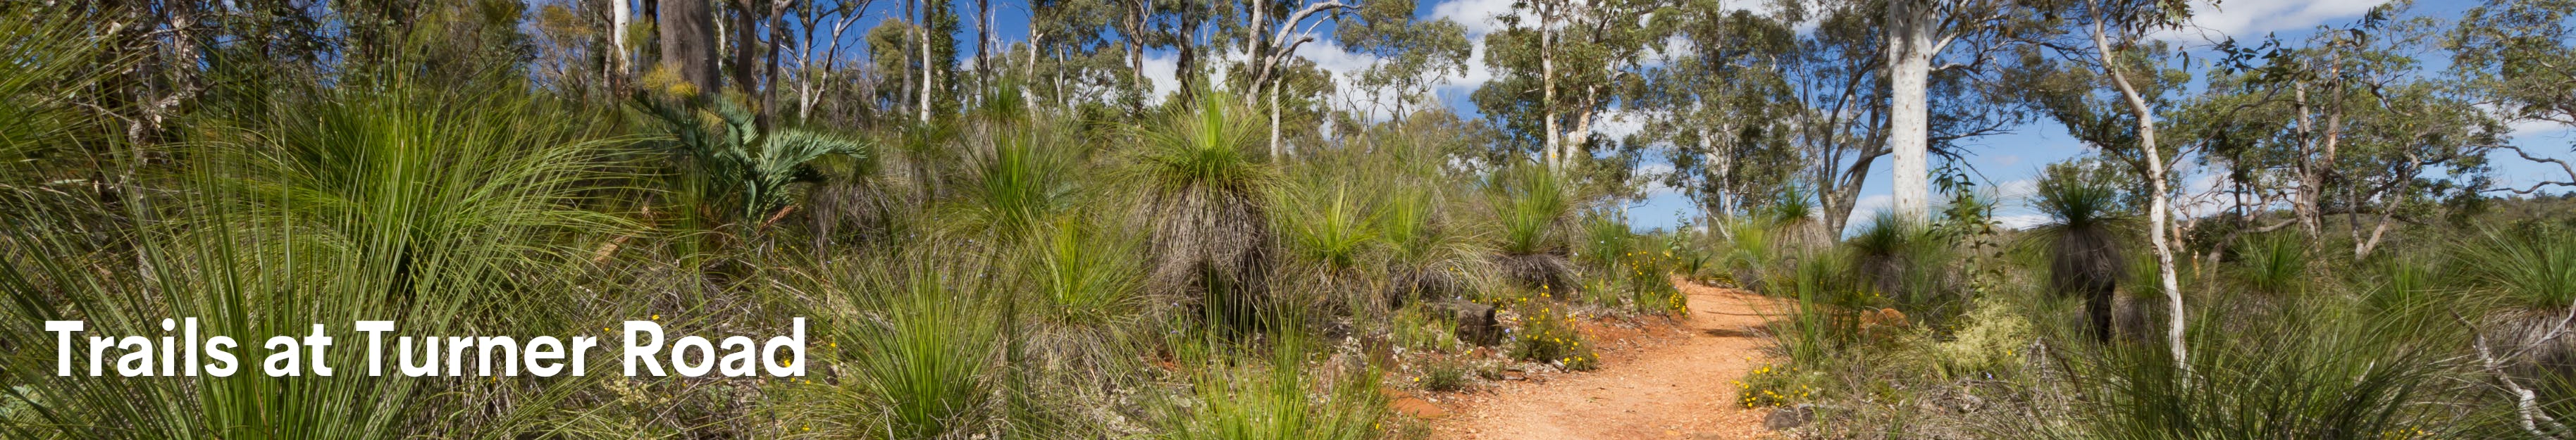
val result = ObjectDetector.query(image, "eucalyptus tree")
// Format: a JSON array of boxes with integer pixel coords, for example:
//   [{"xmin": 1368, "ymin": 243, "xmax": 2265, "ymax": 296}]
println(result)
[
  {"xmin": 1882, "ymin": 0, "xmax": 2023, "ymax": 223},
  {"xmin": 1636, "ymin": 1, "xmax": 1805, "ymax": 232},
  {"xmin": 2453, "ymin": 0, "xmax": 2576, "ymax": 195},
  {"xmin": 662, "ymin": 0, "xmax": 723, "ymax": 94},
  {"xmin": 1237, "ymin": 0, "xmax": 1362, "ymax": 158},
  {"xmin": 1473, "ymin": 0, "xmax": 1665, "ymax": 174},
  {"xmin": 1335, "ymin": 0, "xmax": 1473, "ymax": 125},
  {"xmin": 2017, "ymin": 0, "xmax": 2196, "ymax": 369},
  {"xmin": 1028, "ymin": 0, "xmax": 1144, "ymax": 108},
  {"xmin": 781, "ymin": 0, "xmax": 877, "ymax": 122},
  {"xmin": 2211, "ymin": 7, "xmax": 2508, "ymax": 258}
]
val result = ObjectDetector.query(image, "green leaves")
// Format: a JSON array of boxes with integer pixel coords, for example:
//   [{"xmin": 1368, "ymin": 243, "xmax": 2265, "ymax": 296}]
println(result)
[{"xmin": 635, "ymin": 95, "xmax": 872, "ymax": 229}]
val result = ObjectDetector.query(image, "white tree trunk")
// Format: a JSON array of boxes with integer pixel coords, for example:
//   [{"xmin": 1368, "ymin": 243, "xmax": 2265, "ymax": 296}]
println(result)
[
  {"xmin": 1566, "ymin": 85, "xmax": 1597, "ymax": 167},
  {"xmin": 1886, "ymin": 0, "xmax": 1935, "ymax": 223},
  {"xmin": 1270, "ymin": 80, "xmax": 1284, "ymax": 159},
  {"xmin": 2094, "ymin": 20, "xmax": 2187, "ymax": 372},
  {"xmin": 918, "ymin": 8, "xmax": 934, "ymax": 124},
  {"xmin": 612, "ymin": 0, "xmax": 631, "ymax": 76},
  {"xmin": 1540, "ymin": 12, "xmax": 1560, "ymax": 172}
]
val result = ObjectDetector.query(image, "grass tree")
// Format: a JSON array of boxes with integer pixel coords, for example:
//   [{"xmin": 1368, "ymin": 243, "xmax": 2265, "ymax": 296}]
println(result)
[
  {"xmin": 2, "ymin": 78, "xmax": 626, "ymax": 439},
  {"xmin": 2024, "ymin": 167, "xmax": 2135, "ymax": 344},
  {"xmin": 2461, "ymin": 227, "xmax": 2576, "ymax": 435},
  {"xmin": 1136, "ymin": 92, "xmax": 1279, "ymax": 334},
  {"xmin": 1489, "ymin": 164, "xmax": 1576, "ymax": 291}
]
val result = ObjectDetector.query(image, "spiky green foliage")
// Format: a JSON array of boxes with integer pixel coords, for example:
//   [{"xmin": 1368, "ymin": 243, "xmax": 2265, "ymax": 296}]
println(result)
[
  {"xmin": 1846, "ymin": 213, "xmax": 1931, "ymax": 296},
  {"xmin": 1720, "ymin": 216, "xmax": 1782, "ymax": 292},
  {"xmin": 964, "ymin": 128, "xmax": 1077, "ymax": 238},
  {"xmin": 0, "ymin": 81, "xmax": 622, "ymax": 439},
  {"xmin": 1282, "ymin": 183, "xmax": 1378, "ymax": 272},
  {"xmin": 2462, "ymin": 227, "xmax": 2576, "ymax": 310},
  {"xmin": 1023, "ymin": 217, "xmax": 1148, "ymax": 369},
  {"xmin": 1777, "ymin": 250, "xmax": 1868, "ymax": 364},
  {"xmin": 2021, "ymin": 298, "xmax": 2465, "ymax": 439},
  {"xmin": 1491, "ymin": 165, "xmax": 1570, "ymax": 256},
  {"xmin": 1487, "ymin": 165, "xmax": 1575, "ymax": 290},
  {"xmin": 0, "ymin": 6, "xmax": 112, "ymax": 161},
  {"xmin": 1577, "ymin": 212, "xmax": 1634, "ymax": 272},
  {"xmin": 1767, "ymin": 186, "xmax": 1826, "ymax": 251},
  {"xmin": 2233, "ymin": 232, "xmax": 2312, "ymax": 296},
  {"xmin": 1159, "ymin": 336, "xmax": 1389, "ymax": 440},
  {"xmin": 852, "ymin": 268, "xmax": 1008, "ymax": 439},
  {"xmin": 1134, "ymin": 92, "xmax": 1277, "ymax": 334},
  {"xmin": 635, "ymin": 95, "xmax": 871, "ymax": 229},
  {"xmin": 1377, "ymin": 184, "xmax": 1478, "ymax": 305}
]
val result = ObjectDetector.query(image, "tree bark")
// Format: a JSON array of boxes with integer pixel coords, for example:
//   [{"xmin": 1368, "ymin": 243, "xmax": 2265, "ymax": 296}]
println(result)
[
  {"xmin": 2093, "ymin": 18, "xmax": 2186, "ymax": 372},
  {"xmin": 731, "ymin": 1, "xmax": 761, "ymax": 94},
  {"xmin": 1885, "ymin": 0, "xmax": 1935, "ymax": 224},
  {"xmin": 612, "ymin": 0, "xmax": 632, "ymax": 79},
  {"xmin": 1540, "ymin": 2, "xmax": 1560, "ymax": 172},
  {"xmin": 917, "ymin": 0, "xmax": 934, "ymax": 123},
  {"xmin": 660, "ymin": 0, "xmax": 722, "ymax": 94}
]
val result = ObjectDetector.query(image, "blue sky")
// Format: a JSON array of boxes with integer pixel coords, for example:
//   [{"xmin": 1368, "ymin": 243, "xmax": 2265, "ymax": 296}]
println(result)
[{"xmin": 793, "ymin": 0, "xmax": 2574, "ymax": 231}]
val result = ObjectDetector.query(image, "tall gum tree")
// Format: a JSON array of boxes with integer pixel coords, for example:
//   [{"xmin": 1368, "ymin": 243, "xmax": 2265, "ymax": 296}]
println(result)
[
  {"xmin": 2452, "ymin": 0, "xmax": 2576, "ymax": 195},
  {"xmin": 1473, "ymin": 0, "xmax": 1659, "ymax": 175},
  {"xmin": 1883, "ymin": 0, "xmax": 2016, "ymax": 223},
  {"xmin": 2059, "ymin": 0, "xmax": 2196, "ymax": 371}
]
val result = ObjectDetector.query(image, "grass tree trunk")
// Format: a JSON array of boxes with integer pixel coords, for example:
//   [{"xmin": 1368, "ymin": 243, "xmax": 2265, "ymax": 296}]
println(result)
[
  {"xmin": 1886, "ymin": 0, "xmax": 1934, "ymax": 224},
  {"xmin": 2094, "ymin": 20, "xmax": 2186, "ymax": 371}
]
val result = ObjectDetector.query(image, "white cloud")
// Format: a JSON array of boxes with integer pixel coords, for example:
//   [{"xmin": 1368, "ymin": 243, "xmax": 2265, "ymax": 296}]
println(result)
[
  {"xmin": 1140, "ymin": 52, "xmax": 1181, "ymax": 103},
  {"xmin": 2511, "ymin": 119, "xmax": 2572, "ymax": 140},
  {"xmin": 1993, "ymin": 178, "xmax": 2038, "ymax": 202},
  {"xmin": 2161, "ymin": 0, "xmax": 2389, "ymax": 43},
  {"xmin": 1845, "ymin": 194, "xmax": 1893, "ymax": 230},
  {"xmin": 1992, "ymin": 154, "xmax": 2024, "ymax": 168},
  {"xmin": 1994, "ymin": 215, "xmax": 2049, "ymax": 230},
  {"xmin": 1429, "ymin": 0, "xmax": 1521, "ymax": 37}
]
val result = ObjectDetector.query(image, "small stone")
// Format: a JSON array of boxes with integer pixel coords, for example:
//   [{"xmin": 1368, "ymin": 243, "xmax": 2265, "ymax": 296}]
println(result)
[{"xmin": 1763, "ymin": 405, "xmax": 1814, "ymax": 430}]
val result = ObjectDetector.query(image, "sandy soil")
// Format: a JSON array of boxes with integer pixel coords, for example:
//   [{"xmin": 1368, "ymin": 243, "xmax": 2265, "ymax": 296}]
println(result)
[{"xmin": 1427, "ymin": 279, "xmax": 1788, "ymax": 440}]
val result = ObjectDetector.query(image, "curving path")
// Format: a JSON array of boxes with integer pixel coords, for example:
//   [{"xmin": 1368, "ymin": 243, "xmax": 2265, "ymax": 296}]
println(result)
[{"xmin": 1430, "ymin": 279, "xmax": 1786, "ymax": 440}]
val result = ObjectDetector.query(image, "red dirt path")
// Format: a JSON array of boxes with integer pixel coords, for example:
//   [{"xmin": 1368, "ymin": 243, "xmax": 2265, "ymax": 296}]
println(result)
[{"xmin": 1428, "ymin": 279, "xmax": 1787, "ymax": 440}]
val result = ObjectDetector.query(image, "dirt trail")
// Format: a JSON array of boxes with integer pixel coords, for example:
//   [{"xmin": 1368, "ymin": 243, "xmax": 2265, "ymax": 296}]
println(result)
[{"xmin": 1430, "ymin": 279, "xmax": 1785, "ymax": 440}]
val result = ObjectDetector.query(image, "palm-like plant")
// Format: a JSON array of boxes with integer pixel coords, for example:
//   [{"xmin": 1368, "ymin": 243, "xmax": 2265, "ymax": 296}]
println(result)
[
  {"xmin": 1846, "ymin": 212, "xmax": 1951, "ymax": 309},
  {"xmin": 1489, "ymin": 165, "xmax": 1575, "ymax": 290},
  {"xmin": 633, "ymin": 95, "xmax": 870, "ymax": 231},
  {"xmin": 1769, "ymin": 185, "xmax": 1827, "ymax": 252},
  {"xmin": 2023, "ymin": 172, "xmax": 2136, "ymax": 343},
  {"xmin": 1134, "ymin": 92, "xmax": 1277, "ymax": 334},
  {"xmin": 2462, "ymin": 227, "xmax": 2576, "ymax": 384}
]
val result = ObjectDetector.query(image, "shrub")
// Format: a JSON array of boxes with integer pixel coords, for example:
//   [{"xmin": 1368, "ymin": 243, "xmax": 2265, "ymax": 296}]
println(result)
[
  {"xmin": 1508, "ymin": 298, "xmax": 1599, "ymax": 371},
  {"xmin": 1160, "ymin": 337, "xmax": 1387, "ymax": 440},
  {"xmin": 1417, "ymin": 357, "xmax": 1475, "ymax": 392},
  {"xmin": 846, "ymin": 267, "xmax": 1006, "ymax": 439},
  {"xmin": 1913, "ymin": 298, "xmax": 2031, "ymax": 380},
  {"xmin": 1735, "ymin": 364, "xmax": 1817, "ymax": 408},
  {"xmin": 1393, "ymin": 304, "xmax": 1465, "ymax": 353}
]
